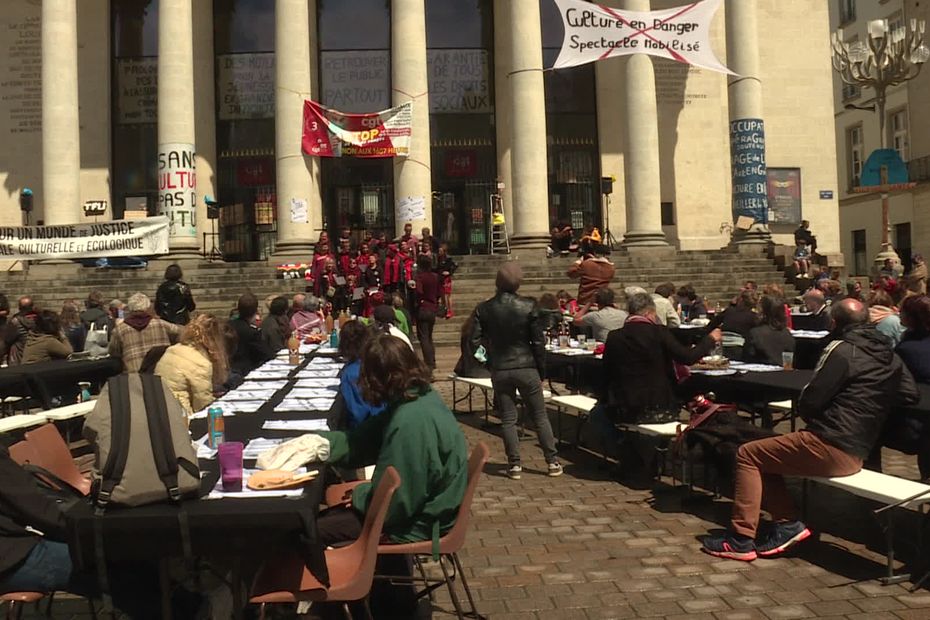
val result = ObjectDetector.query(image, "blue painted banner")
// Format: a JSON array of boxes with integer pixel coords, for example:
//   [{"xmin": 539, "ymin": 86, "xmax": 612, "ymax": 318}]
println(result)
[{"xmin": 729, "ymin": 118, "xmax": 768, "ymax": 224}]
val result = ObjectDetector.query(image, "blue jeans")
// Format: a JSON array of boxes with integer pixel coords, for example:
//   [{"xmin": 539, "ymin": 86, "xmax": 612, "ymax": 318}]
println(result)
[{"xmin": 0, "ymin": 540, "xmax": 72, "ymax": 594}]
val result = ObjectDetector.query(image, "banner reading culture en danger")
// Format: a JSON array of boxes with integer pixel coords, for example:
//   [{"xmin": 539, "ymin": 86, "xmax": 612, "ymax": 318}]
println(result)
[
  {"xmin": 302, "ymin": 100, "xmax": 412, "ymax": 158},
  {"xmin": 0, "ymin": 217, "xmax": 170, "ymax": 260},
  {"xmin": 551, "ymin": 0, "xmax": 733, "ymax": 74}
]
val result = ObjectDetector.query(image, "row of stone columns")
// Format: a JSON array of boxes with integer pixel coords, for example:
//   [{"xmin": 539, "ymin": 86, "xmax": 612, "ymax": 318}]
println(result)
[{"xmin": 39, "ymin": 0, "xmax": 766, "ymax": 254}]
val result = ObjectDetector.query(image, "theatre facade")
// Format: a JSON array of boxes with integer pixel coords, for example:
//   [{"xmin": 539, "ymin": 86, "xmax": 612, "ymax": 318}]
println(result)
[{"xmin": 0, "ymin": 0, "xmax": 840, "ymax": 261}]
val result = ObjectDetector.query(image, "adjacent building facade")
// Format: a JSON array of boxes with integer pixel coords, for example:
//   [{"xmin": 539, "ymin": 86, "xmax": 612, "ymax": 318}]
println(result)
[
  {"xmin": 0, "ymin": 0, "xmax": 840, "ymax": 261},
  {"xmin": 832, "ymin": 0, "xmax": 930, "ymax": 276}
]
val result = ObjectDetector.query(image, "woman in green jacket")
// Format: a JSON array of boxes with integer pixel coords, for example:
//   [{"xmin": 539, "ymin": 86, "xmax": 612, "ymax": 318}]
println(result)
[{"xmin": 317, "ymin": 332, "xmax": 468, "ymax": 548}]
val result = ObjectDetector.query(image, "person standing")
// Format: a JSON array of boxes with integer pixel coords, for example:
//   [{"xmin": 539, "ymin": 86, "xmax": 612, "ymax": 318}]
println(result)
[
  {"xmin": 414, "ymin": 255, "xmax": 440, "ymax": 372},
  {"xmin": 910, "ymin": 254, "xmax": 928, "ymax": 294},
  {"xmin": 471, "ymin": 262, "xmax": 562, "ymax": 479},
  {"xmin": 155, "ymin": 264, "xmax": 196, "ymax": 326},
  {"xmin": 567, "ymin": 243, "xmax": 615, "ymax": 306}
]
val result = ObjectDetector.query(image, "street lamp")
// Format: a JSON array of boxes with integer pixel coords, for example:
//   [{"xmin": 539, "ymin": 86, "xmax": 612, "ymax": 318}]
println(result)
[{"xmin": 831, "ymin": 18, "xmax": 930, "ymax": 268}]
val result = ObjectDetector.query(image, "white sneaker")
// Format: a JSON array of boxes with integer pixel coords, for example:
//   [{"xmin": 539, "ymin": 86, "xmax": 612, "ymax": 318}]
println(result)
[
  {"xmin": 507, "ymin": 465, "xmax": 522, "ymax": 480},
  {"xmin": 548, "ymin": 462, "xmax": 564, "ymax": 477}
]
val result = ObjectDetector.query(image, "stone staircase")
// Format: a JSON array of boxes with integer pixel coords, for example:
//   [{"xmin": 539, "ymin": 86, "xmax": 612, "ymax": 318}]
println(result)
[
  {"xmin": 432, "ymin": 246, "xmax": 791, "ymax": 345},
  {"xmin": 0, "ymin": 246, "xmax": 791, "ymax": 346},
  {"xmin": 0, "ymin": 261, "xmax": 306, "ymax": 319}
]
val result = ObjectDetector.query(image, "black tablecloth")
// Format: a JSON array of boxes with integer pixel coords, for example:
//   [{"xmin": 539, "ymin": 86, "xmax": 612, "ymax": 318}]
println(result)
[
  {"xmin": 66, "ymin": 352, "xmax": 334, "ymax": 586},
  {"xmin": 0, "ymin": 357, "xmax": 122, "ymax": 409},
  {"xmin": 687, "ymin": 369, "xmax": 813, "ymax": 404}
]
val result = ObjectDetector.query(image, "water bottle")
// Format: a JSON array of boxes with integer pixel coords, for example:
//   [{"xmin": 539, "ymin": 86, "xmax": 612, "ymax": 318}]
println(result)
[
  {"xmin": 329, "ymin": 328, "xmax": 339, "ymax": 349},
  {"xmin": 208, "ymin": 406, "xmax": 225, "ymax": 449}
]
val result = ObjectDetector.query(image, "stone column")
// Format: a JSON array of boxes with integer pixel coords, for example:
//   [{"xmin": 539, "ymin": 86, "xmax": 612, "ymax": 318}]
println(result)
[
  {"xmin": 392, "ymin": 0, "xmax": 432, "ymax": 236},
  {"xmin": 621, "ymin": 0, "xmax": 667, "ymax": 247},
  {"xmin": 725, "ymin": 0, "xmax": 770, "ymax": 243},
  {"xmin": 192, "ymin": 0, "xmax": 217, "ymax": 252},
  {"xmin": 41, "ymin": 0, "xmax": 81, "ymax": 225},
  {"xmin": 508, "ymin": 0, "xmax": 550, "ymax": 249},
  {"xmin": 274, "ymin": 0, "xmax": 315, "ymax": 257},
  {"xmin": 158, "ymin": 0, "xmax": 199, "ymax": 253},
  {"xmin": 493, "ymin": 0, "xmax": 514, "ymax": 230}
]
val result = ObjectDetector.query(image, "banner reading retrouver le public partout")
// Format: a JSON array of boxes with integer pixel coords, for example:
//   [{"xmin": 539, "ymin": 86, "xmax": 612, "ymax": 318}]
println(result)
[
  {"xmin": 551, "ymin": 0, "xmax": 733, "ymax": 74},
  {"xmin": 0, "ymin": 217, "xmax": 170, "ymax": 260},
  {"xmin": 301, "ymin": 100, "xmax": 412, "ymax": 158}
]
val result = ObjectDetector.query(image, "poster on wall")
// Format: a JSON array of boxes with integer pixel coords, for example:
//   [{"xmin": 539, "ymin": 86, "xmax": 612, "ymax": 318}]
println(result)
[
  {"xmin": 302, "ymin": 100, "xmax": 412, "ymax": 158},
  {"xmin": 550, "ymin": 0, "xmax": 734, "ymax": 74},
  {"xmin": 216, "ymin": 53, "xmax": 275, "ymax": 120},
  {"xmin": 0, "ymin": 217, "xmax": 169, "ymax": 260},
  {"xmin": 157, "ymin": 143, "xmax": 197, "ymax": 239},
  {"xmin": 320, "ymin": 50, "xmax": 390, "ymax": 114},
  {"xmin": 730, "ymin": 118, "xmax": 768, "ymax": 224},
  {"xmin": 426, "ymin": 50, "xmax": 491, "ymax": 114},
  {"xmin": 116, "ymin": 58, "xmax": 158, "ymax": 124},
  {"xmin": 766, "ymin": 168, "xmax": 802, "ymax": 225}
]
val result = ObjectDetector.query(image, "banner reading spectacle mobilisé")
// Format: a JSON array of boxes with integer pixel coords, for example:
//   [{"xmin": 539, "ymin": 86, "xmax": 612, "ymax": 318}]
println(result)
[
  {"xmin": 551, "ymin": 0, "xmax": 734, "ymax": 75},
  {"xmin": 0, "ymin": 217, "xmax": 170, "ymax": 260}
]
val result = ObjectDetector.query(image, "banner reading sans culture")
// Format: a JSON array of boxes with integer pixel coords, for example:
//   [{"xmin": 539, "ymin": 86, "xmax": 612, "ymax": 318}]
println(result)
[
  {"xmin": 157, "ymin": 144, "xmax": 197, "ymax": 239},
  {"xmin": 0, "ymin": 217, "xmax": 170, "ymax": 260},
  {"xmin": 552, "ymin": 0, "xmax": 733, "ymax": 74},
  {"xmin": 730, "ymin": 119, "xmax": 768, "ymax": 224},
  {"xmin": 302, "ymin": 100, "xmax": 412, "ymax": 158}
]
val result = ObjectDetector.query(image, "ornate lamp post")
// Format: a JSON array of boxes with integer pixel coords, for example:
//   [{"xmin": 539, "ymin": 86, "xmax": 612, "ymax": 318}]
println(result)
[{"xmin": 831, "ymin": 18, "xmax": 929, "ymax": 268}]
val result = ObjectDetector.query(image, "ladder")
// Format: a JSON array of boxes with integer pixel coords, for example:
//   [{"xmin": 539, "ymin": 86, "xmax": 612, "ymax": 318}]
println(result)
[{"xmin": 488, "ymin": 192, "xmax": 510, "ymax": 255}]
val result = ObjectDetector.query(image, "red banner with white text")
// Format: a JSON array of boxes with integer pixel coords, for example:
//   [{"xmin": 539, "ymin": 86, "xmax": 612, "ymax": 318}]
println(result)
[{"xmin": 301, "ymin": 100, "xmax": 412, "ymax": 158}]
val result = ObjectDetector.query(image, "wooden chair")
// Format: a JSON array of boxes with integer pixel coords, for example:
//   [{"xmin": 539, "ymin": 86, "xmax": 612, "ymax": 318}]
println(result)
[
  {"xmin": 375, "ymin": 442, "xmax": 490, "ymax": 619},
  {"xmin": 250, "ymin": 466, "xmax": 401, "ymax": 619},
  {"xmin": 23, "ymin": 423, "xmax": 90, "ymax": 496}
]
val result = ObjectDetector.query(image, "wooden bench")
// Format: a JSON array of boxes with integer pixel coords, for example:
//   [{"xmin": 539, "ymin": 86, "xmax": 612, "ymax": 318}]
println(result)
[{"xmin": 803, "ymin": 469, "xmax": 930, "ymax": 585}]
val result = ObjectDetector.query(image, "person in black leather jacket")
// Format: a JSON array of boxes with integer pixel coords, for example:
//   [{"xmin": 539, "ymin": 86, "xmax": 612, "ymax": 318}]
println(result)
[
  {"xmin": 155, "ymin": 264, "xmax": 196, "ymax": 326},
  {"xmin": 703, "ymin": 299, "xmax": 919, "ymax": 562},
  {"xmin": 470, "ymin": 262, "xmax": 561, "ymax": 479}
]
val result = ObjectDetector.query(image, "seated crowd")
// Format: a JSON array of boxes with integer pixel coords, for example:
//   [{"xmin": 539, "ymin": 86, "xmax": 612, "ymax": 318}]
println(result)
[{"xmin": 3, "ymin": 246, "xmax": 930, "ymax": 614}]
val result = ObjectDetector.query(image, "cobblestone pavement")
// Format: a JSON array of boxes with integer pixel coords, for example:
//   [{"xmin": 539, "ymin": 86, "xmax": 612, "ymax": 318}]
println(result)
[{"xmin": 15, "ymin": 346, "xmax": 930, "ymax": 619}]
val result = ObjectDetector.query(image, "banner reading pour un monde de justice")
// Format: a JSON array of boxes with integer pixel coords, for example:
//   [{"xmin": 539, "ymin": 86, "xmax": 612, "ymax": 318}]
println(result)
[
  {"xmin": 551, "ymin": 0, "xmax": 733, "ymax": 74},
  {"xmin": 0, "ymin": 217, "xmax": 170, "ymax": 260},
  {"xmin": 302, "ymin": 100, "xmax": 413, "ymax": 158}
]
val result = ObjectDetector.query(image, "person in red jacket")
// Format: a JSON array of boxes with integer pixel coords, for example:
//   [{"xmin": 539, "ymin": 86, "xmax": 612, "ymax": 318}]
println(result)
[{"xmin": 382, "ymin": 244, "xmax": 402, "ymax": 295}]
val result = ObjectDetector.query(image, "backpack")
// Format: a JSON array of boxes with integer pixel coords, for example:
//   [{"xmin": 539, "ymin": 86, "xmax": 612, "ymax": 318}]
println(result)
[{"xmin": 83, "ymin": 373, "xmax": 200, "ymax": 511}]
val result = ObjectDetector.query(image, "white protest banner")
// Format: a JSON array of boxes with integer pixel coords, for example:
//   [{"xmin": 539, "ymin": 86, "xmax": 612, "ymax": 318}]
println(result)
[
  {"xmin": 552, "ymin": 0, "xmax": 733, "ymax": 75},
  {"xmin": 0, "ymin": 216, "xmax": 170, "ymax": 260}
]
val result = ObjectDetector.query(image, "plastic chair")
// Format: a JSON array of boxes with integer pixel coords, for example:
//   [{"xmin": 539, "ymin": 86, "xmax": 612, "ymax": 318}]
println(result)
[
  {"xmin": 7, "ymin": 440, "xmax": 38, "ymax": 467},
  {"xmin": 23, "ymin": 424, "xmax": 91, "ymax": 496},
  {"xmin": 2, "ymin": 591, "xmax": 44, "ymax": 620},
  {"xmin": 250, "ymin": 466, "xmax": 402, "ymax": 619},
  {"xmin": 375, "ymin": 442, "xmax": 490, "ymax": 620}
]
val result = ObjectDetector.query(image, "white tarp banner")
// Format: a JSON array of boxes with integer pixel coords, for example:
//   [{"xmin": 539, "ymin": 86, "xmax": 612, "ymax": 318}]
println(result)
[
  {"xmin": 0, "ymin": 216, "xmax": 170, "ymax": 260},
  {"xmin": 551, "ymin": 0, "xmax": 733, "ymax": 75}
]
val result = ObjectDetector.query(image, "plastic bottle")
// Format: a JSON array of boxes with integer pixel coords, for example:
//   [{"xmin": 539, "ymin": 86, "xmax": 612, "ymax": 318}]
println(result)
[
  {"xmin": 338, "ymin": 310, "xmax": 349, "ymax": 329},
  {"xmin": 288, "ymin": 331, "xmax": 300, "ymax": 365},
  {"xmin": 208, "ymin": 406, "xmax": 225, "ymax": 448},
  {"xmin": 329, "ymin": 327, "xmax": 340, "ymax": 349},
  {"xmin": 324, "ymin": 314, "xmax": 335, "ymax": 335}
]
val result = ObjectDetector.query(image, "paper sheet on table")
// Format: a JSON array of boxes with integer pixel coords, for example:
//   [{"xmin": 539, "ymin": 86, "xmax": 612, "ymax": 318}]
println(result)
[
  {"xmin": 243, "ymin": 437, "xmax": 287, "ymax": 460},
  {"xmin": 299, "ymin": 343, "xmax": 319, "ymax": 355},
  {"xmin": 297, "ymin": 369, "xmax": 341, "ymax": 378},
  {"xmin": 288, "ymin": 387, "xmax": 338, "ymax": 399},
  {"xmin": 729, "ymin": 362, "xmax": 784, "ymax": 372},
  {"xmin": 194, "ymin": 434, "xmax": 217, "ymax": 459},
  {"xmin": 247, "ymin": 370, "xmax": 293, "ymax": 380},
  {"xmin": 220, "ymin": 390, "xmax": 278, "ymax": 401},
  {"xmin": 276, "ymin": 398, "xmax": 335, "ymax": 412},
  {"xmin": 190, "ymin": 407, "xmax": 237, "ymax": 420},
  {"xmin": 790, "ymin": 330, "xmax": 830, "ymax": 339},
  {"xmin": 219, "ymin": 400, "xmax": 267, "ymax": 414},
  {"xmin": 315, "ymin": 347, "xmax": 339, "ymax": 355},
  {"xmin": 242, "ymin": 379, "xmax": 288, "ymax": 390},
  {"xmin": 207, "ymin": 467, "xmax": 307, "ymax": 499},
  {"xmin": 309, "ymin": 358, "xmax": 340, "ymax": 366},
  {"xmin": 262, "ymin": 419, "xmax": 330, "ymax": 431},
  {"xmin": 294, "ymin": 377, "xmax": 340, "ymax": 388},
  {"xmin": 261, "ymin": 358, "xmax": 299, "ymax": 368}
]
